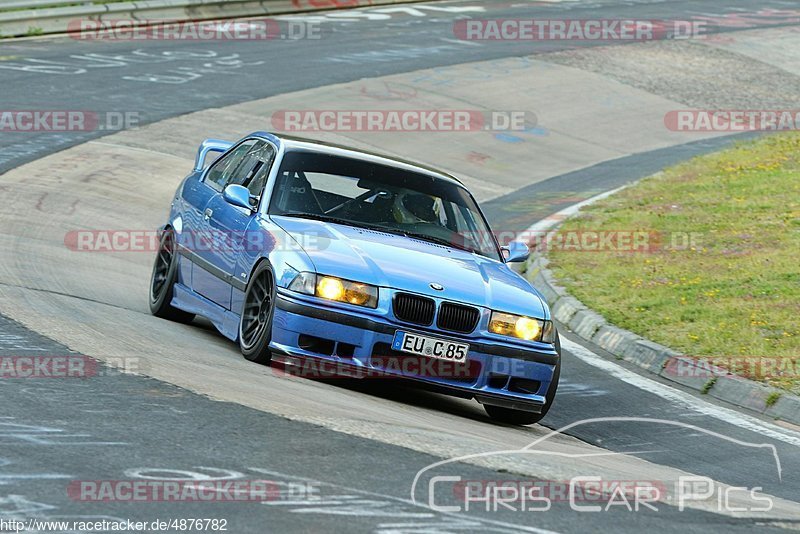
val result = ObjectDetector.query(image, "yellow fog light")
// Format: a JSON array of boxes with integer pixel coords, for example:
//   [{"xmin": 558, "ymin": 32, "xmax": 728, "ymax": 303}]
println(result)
[
  {"xmin": 515, "ymin": 317, "xmax": 541, "ymax": 341},
  {"xmin": 317, "ymin": 276, "xmax": 345, "ymax": 301}
]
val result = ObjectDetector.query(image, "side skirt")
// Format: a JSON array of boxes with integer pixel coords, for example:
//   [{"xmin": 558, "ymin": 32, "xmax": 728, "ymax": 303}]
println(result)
[{"xmin": 172, "ymin": 283, "xmax": 240, "ymax": 342}]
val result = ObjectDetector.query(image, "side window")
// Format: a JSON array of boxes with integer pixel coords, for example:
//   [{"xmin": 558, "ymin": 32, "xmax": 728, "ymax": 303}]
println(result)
[
  {"xmin": 204, "ymin": 140, "xmax": 258, "ymax": 192},
  {"xmin": 229, "ymin": 143, "xmax": 276, "ymax": 201},
  {"xmin": 245, "ymin": 163, "xmax": 271, "ymax": 200}
]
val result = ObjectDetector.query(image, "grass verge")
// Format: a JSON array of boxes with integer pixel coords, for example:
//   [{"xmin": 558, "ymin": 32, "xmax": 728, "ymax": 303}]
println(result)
[{"xmin": 546, "ymin": 133, "xmax": 800, "ymax": 394}]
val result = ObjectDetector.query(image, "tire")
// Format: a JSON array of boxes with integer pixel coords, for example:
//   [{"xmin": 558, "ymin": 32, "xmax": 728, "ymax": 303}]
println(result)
[
  {"xmin": 149, "ymin": 228, "xmax": 195, "ymax": 323},
  {"xmin": 238, "ymin": 261, "xmax": 275, "ymax": 365},
  {"xmin": 484, "ymin": 333, "xmax": 562, "ymax": 426}
]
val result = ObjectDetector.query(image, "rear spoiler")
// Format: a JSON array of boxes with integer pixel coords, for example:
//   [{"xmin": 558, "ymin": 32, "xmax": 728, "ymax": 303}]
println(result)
[{"xmin": 193, "ymin": 139, "xmax": 233, "ymax": 172}]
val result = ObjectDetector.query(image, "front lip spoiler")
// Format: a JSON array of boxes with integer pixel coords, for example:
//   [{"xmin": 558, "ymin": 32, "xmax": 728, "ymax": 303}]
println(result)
[
  {"xmin": 272, "ymin": 352, "xmax": 545, "ymax": 413},
  {"xmin": 274, "ymin": 294, "xmax": 559, "ymax": 365}
]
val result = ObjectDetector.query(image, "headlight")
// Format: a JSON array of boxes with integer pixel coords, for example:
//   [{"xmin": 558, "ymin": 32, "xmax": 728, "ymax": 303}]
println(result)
[
  {"xmin": 489, "ymin": 311, "xmax": 555, "ymax": 343},
  {"xmin": 317, "ymin": 276, "xmax": 345, "ymax": 301},
  {"xmin": 289, "ymin": 273, "xmax": 378, "ymax": 308}
]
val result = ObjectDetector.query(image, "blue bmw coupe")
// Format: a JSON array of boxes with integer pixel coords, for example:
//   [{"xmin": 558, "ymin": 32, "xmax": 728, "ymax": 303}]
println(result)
[{"xmin": 149, "ymin": 132, "xmax": 560, "ymax": 425}]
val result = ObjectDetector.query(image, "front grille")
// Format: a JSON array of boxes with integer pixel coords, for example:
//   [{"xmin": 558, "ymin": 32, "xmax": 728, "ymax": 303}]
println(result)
[
  {"xmin": 393, "ymin": 293, "xmax": 435, "ymax": 326},
  {"xmin": 437, "ymin": 302, "xmax": 480, "ymax": 333}
]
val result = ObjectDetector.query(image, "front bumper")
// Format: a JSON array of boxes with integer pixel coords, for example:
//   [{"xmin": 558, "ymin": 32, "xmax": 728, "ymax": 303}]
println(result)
[{"xmin": 270, "ymin": 293, "xmax": 559, "ymax": 412}]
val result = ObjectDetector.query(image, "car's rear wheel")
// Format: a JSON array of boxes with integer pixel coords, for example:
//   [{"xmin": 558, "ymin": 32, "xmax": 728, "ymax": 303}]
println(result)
[
  {"xmin": 149, "ymin": 228, "xmax": 195, "ymax": 323},
  {"xmin": 239, "ymin": 262, "xmax": 275, "ymax": 364},
  {"xmin": 484, "ymin": 333, "xmax": 561, "ymax": 426}
]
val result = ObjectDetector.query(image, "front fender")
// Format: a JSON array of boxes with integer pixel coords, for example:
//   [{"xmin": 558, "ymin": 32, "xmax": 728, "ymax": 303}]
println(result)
[{"xmin": 231, "ymin": 217, "xmax": 315, "ymax": 313}]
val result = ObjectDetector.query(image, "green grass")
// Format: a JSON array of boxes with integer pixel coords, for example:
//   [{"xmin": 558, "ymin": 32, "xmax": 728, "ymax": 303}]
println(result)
[
  {"xmin": 766, "ymin": 391, "xmax": 782, "ymax": 407},
  {"xmin": 546, "ymin": 133, "xmax": 800, "ymax": 394},
  {"xmin": 701, "ymin": 377, "xmax": 717, "ymax": 395}
]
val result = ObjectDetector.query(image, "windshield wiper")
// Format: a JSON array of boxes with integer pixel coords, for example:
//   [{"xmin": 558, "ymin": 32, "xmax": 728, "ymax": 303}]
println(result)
[
  {"xmin": 277, "ymin": 212, "xmax": 484, "ymax": 256},
  {"xmin": 397, "ymin": 230, "xmax": 481, "ymax": 255}
]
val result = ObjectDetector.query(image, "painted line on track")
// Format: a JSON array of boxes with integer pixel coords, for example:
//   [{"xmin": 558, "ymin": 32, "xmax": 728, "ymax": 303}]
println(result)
[{"xmin": 563, "ymin": 338, "xmax": 800, "ymax": 448}]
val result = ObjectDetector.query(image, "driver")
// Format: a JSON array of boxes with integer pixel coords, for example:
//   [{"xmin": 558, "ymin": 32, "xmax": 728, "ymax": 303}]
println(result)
[{"xmin": 392, "ymin": 191, "xmax": 440, "ymax": 225}]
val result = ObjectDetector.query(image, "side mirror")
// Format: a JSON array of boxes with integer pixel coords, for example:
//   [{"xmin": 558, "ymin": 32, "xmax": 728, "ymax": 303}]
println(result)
[
  {"xmin": 223, "ymin": 184, "xmax": 254, "ymax": 211},
  {"xmin": 501, "ymin": 241, "xmax": 530, "ymax": 263}
]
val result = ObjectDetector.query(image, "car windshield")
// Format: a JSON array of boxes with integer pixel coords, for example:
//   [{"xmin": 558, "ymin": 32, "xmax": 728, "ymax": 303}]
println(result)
[{"xmin": 268, "ymin": 150, "xmax": 502, "ymax": 261}]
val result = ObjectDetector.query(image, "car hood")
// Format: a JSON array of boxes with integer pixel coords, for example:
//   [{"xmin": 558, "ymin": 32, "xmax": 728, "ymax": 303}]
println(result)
[{"xmin": 272, "ymin": 217, "xmax": 548, "ymax": 319}]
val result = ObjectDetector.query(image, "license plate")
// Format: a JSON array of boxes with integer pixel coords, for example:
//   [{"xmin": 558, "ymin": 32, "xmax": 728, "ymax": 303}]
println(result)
[{"xmin": 392, "ymin": 331, "xmax": 469, "ymax": 363}]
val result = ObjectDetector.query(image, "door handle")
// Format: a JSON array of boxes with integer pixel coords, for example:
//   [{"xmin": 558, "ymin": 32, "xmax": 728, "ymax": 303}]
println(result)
[{"xmin": 203, "ymin": 208, "xmax": 213, "ymax": 221}]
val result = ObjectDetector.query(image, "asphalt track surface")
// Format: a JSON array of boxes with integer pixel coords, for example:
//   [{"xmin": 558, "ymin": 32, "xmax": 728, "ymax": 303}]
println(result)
[
  {"xmin": 2, "ymin": 0, "xmax": 800, "ymax": 532},
  {"xmin": 1, "ymin": 0, "xmax": 797, "ymax": 173}
]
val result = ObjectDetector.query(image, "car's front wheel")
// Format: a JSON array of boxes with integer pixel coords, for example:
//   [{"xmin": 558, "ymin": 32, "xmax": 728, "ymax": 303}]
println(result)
[
  {"xmin": 239, "ymin": 262, "xmax": 275, "ymax": 365},
  {"xmin": 149, "ymin": 228, "xmax": 195, "ymax": 323},
  {"xmin": 484, "ymin": 334, "xmax": 561, "ymax": 426}
]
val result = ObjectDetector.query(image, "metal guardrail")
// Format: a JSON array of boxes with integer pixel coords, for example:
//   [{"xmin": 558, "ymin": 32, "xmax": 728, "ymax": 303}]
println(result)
[
  {"xmin": 0, "ymin": 0, "xmax": 415, "ymax": 38},
  {"xmin": 0, "ymin": 0, "xmax": 91, "ymax": 10}
]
